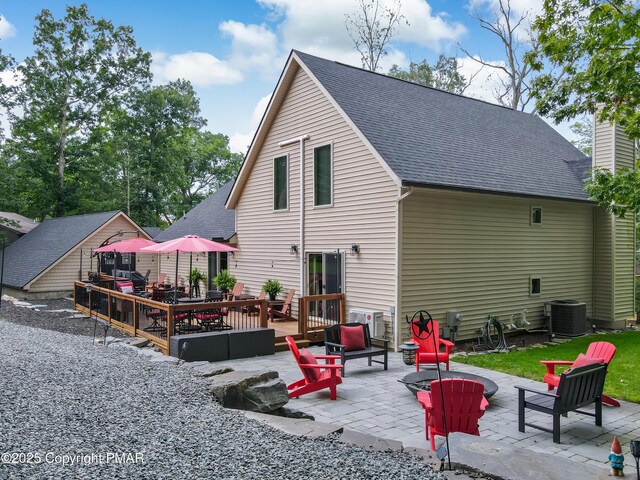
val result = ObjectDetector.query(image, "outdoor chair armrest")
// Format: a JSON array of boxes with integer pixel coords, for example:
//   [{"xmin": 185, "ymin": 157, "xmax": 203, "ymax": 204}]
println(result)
[
  {"xmin": 539, "ymin": 360, "xmax": 573, "ymax": 375},
  {"xmin": 324, "ymin": 341, "xmax": 346, "ymax": 351},
  {"xmin": 314, "ymin": 354, "xmax": 342, "ymax": 364},
  {"xmin": 298, "ymin": 363, "xmax": 343, "ymax": 370},
  {"xmin": 440, "ymin": 339, "xmax": 455, "ymax": 351},
  {"xmin": 514, "ymin": 385, "xmax": 559, "ymax": 398},
  {"xmin": 417, "ymin": 390, "xmax": 432, "ymax": 410},
  {"xmin": 371, "ymin": 337, "xmax": 389, "ymax": 347}
]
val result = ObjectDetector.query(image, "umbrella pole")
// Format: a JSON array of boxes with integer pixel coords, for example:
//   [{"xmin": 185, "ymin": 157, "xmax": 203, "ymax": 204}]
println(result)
[
  {"xmin": 189, "ymin": 253, "xmax": 193, "ymax": 299},
  {"xmin": 113, "ymin": 252, "xmax": 118, "ymax": 290},
  {"xmin": 174, "ymin": 251, "xmax": 179, "ymax": 304}
]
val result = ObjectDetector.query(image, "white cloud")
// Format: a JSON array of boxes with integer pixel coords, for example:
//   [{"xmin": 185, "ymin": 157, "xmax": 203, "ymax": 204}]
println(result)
[
  {"xmin": 151, "ymin": 51, "xmax": 243, "ymax": 87},
  {"xmin": 0, "ymin": 15, "xmax": 16, "ymax": 40},
  {"xmin": 457, "ymin": 55, "xmax": 508, "ymax": 104},
  {"xmin": 219, "ymin": 20, "xmax": 283, "ymax": 74},
  {"xmin": 229, "ymin": 93, "xmax": 272, "ymax": 154},
  {"xmin": 395, "ymin": 0, "xmax": 467, "ymax": 48},
  {"xmin": 258, "ymin": 0, "xmax": 466, "ymax": 69}
]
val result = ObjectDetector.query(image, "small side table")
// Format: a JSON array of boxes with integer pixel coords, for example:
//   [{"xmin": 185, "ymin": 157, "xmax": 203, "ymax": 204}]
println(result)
[{"xmin": 399, "ymin": 341, "xmax": 419, "ymax": 366}]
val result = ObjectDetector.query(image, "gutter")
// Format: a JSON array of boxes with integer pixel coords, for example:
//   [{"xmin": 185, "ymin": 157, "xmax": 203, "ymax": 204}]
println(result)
[{"xmin": 394, "ymin": 186, "xmax": 413, "ymax": 351}]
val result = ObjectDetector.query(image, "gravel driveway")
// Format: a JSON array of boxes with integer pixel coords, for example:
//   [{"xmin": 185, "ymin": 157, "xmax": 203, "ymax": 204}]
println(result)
[{"xmin": 0, "ymin": 303, "xmax": 440, "ymax": 480}]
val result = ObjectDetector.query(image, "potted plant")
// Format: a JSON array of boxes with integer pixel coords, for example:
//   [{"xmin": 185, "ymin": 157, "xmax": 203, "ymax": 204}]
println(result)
[
  {"xmin": 262, "ymin": 279, "xmax": 283, "ymax": 301},
  {"xmin": 189, "ymin": 268, "xmax": 207, "ymax": 297},
  {"xmin": 213, "ymin": 269, "xmax": 236, "ymax": 293}
]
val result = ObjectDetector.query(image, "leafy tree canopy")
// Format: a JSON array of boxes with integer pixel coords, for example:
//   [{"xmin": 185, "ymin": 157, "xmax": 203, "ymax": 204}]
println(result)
[
  {"xmin": 388, "ymin": 55, "xmax": 468, "ymax": 94},
  {"xmin": 530, "ymin": 0, "xmax": 640, "ymax": 140}
]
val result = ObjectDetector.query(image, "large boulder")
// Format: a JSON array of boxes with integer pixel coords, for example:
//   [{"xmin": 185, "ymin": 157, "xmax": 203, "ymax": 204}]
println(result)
[{"xmin": 208, "ymin": 370, "xmax": 289, "ymax": 413}]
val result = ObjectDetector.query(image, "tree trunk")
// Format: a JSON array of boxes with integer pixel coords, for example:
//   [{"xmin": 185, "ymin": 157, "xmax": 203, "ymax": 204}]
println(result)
[{"xmin": 56, "ymin": 89, "xmax": 70, "ymax": 217}]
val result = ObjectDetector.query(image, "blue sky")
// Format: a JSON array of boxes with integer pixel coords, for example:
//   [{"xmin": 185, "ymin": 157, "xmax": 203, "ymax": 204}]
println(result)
[{"xmin": 0, "ymin": 0, "xmax": 576, "ymax": 153}]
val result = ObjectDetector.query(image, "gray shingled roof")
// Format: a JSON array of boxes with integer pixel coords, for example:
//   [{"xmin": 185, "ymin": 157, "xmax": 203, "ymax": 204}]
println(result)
[
  {"xmin": 295, "ymin": 51, "xmax": 590, "ymax": 201},
  {"xmin": 2, "ymin": 211, "xmax": 119, "ymax": 289},
  {"xmin": 154, "ymin": 181, "xmax": 235, "ymax": 242},
  {"xmin": 0, "ymin": 211, "xmax": 39, "ymax": 234},
  {"xmin": 143, "ymin": 226, "xmax": 162, "ymax": 238}
]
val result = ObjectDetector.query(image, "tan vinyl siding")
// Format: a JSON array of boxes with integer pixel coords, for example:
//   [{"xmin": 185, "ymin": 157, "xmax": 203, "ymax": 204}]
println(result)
[
  {"xmin": 29, "ymin": 215, "xmax": 154, "ymax": 293},
  {"xmin": 400, "ymin": 189, "xmax": 594, "ymax": 341},
  {"xmin": 231, "ymin": 67, "xmax": 397, "ymax": 326},
  {"xmin": 593, "ymin": 208, "xmax": 613, "ymax": 320},
  {"xmin": 593, "ymin": 120, "xmax": 614, "ymax": 169},
  {"xmin": 592, "ymin": 119, "xmax": 636, "ymax": 324},
  {"xmin": 615, "ymin": 126, "xmax": 635, "ymax": 169},
  {"xmin": 159, "ymin": 252, "xmax": 207, "ymax": 289},
  {"xmin": 614, "ymin": 216, "xmax": 634, "ymax": 318}
]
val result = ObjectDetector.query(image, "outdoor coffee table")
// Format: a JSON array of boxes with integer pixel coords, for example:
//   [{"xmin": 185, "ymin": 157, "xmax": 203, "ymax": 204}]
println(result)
[{"xmin": 401, "ymin": 370, "xmax": 499, "ymax": 398}]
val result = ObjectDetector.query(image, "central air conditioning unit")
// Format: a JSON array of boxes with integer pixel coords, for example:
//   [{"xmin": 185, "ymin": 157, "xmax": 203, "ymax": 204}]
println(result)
[
  {"xmin": 349, "ymin": 309, "xmax": 385, "ymax": 337},
  {"xmin": 549, "ymin": 300, "xmax": 587, "ymax": 336}
]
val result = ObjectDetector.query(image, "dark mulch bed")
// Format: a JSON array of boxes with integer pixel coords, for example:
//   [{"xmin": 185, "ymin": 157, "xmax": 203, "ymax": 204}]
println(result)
[{"xmin": 0, "ymin": 296, "xmax": 128, "ymax": 338}]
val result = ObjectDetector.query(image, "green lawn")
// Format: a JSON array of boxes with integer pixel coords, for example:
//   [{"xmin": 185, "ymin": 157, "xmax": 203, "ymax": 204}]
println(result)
[{"xmin": 454, "ymin": 331, "xmax": 640, "ymax": 403}]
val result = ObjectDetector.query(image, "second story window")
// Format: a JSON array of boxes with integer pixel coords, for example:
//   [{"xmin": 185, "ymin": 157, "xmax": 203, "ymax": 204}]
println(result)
[
  {"xmin": 314, "ymin": 144, "xmax": 332, "ymax": 207},
  {"xmin": 273, "ymin": 155, "xmax": 288, "ymax": 211}
]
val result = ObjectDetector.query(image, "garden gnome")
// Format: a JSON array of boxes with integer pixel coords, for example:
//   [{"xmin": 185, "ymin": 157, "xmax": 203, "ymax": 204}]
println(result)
[{"xmin": 609, "ymin": 436, "xmax": 624, "ymax": 476}]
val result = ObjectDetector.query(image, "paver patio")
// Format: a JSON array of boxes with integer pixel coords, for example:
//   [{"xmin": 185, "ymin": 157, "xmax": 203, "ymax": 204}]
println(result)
[{"xmin": 216, "ymin": 346, "xmax": 640, "ymax": 471}]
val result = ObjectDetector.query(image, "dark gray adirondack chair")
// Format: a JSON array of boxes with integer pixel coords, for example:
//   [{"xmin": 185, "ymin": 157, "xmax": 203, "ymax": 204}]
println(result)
[{"xmin": 515, "ymin": 362, "xmax": 607, "ymax": 443}]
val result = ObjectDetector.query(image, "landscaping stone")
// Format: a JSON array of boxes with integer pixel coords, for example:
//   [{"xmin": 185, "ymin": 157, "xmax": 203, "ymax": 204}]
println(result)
[
  {"xmin": 244, "ymin": 411, "xmax": 341, "ymax": 437},
  {"xmin": 269, "ymin": 406, "xmax": 314, "ymax": 420},
  {"xmin": 129, "ymin": 338, "xmax": 150, "ymax": 348},
  {"xmin": 194, "ymin": 364, "xmax": 234, "ymax": 378},
  {"xmin": 340, "ymin": 430, "xmax": 403, "ymax": 452},
  {"xmin": 447, "ymin": 432, "xmax": 610, "ymax": 480},
  {"xmin": 208, "ymin": 370, "xmax": 289, "ymax": 413}
]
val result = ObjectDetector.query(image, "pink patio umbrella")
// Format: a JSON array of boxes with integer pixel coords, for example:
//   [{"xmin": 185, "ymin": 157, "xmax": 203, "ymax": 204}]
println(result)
[
  {"xmin": 93, "ymin": 237, "xmax": 158, "ymax": 289},
  {"xmin": 140, "ymin": 235, "xmax": 238, "ymax": 301}
]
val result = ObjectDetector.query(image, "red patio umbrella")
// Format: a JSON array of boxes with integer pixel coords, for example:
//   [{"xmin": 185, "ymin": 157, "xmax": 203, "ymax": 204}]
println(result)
[
  {"xmin": 93, "ymin": 237, "xmax": 157, "ymax": 253},
  {"xmin": 141, "ymin": 235, "xmax": 238, "ymax": 301},
  {"xmin": 93, "ymin": 238, "xmax": 158, "ymax": 289}
]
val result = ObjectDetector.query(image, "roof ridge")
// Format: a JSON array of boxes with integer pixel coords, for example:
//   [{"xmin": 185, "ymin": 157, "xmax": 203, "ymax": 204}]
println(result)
[{"xmin": 294, "ymin": 49, "xmax": 532, "ymax": 116}]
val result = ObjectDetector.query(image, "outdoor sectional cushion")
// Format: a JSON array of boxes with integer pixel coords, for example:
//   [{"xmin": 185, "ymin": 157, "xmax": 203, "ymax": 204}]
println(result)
[
  {"xmin": 298, "ymin": 348, "xmax": 319, "ymax": 382},
  {"xmin": 117, "ymin": 281, "xmax": 134, "ymax": 294},
  {"xmin": 340, "ymin": 325, "xmax": 366, "ymax": 351}
]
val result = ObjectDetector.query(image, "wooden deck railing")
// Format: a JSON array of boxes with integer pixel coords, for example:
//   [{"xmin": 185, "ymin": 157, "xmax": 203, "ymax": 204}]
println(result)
[
  {"xmin": 299, "ymin": 293, "xmax": 345, "ymax": 342},
  {"xmin": 73, "ymin": 281, "xmax": 268, "ymax": 354}
]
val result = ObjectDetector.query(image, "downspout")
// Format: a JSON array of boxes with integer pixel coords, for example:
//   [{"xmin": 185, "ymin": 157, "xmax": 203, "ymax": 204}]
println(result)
[
  {"xmin": 279, "ymin": 134, "xmax": 310, "ymax": 296},
  {"xmin": 394, "ymin": 186, "xmax": 413, "ymax": 351}
]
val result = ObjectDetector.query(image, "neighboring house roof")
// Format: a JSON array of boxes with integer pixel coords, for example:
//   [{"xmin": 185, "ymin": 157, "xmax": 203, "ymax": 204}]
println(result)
[
  {"xmin": 0, "ymin": 211, "xmax": 39, "ymax": 235},
  {"xmin": 2, "ymin": 211, "xmax": 120, "ymax": 289},
  {"xmin": 228, "ymin": 51, "xmax": 591, "ymax": 207},
  {"xmin": 143, "ymin": 226, "xmax": 162, "ymax": 238},
  {"xmin": 154, "ymin": 181, "xmax": 235, "ymax": 242}
]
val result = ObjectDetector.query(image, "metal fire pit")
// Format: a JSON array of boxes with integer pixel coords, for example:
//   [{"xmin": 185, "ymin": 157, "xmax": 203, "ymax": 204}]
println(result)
[{"xmin": 401, "ymin": 371, "xmax": 499, "ymax": 398}]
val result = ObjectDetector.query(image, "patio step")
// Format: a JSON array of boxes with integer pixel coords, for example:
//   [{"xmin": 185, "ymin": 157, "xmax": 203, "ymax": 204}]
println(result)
[{"xmin": 275, "ymin": 339, "xmax": 310, "ymax": 352}]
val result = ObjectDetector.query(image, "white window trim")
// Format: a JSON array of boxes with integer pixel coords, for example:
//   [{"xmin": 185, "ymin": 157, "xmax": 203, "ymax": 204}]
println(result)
[
  {"xmin": 313, "ymin": 142, "xmax": 334, "ymax": 208},
  {"xmin": 273, "ymin": 154, "xmax": 289, "ymax": 212},
  {"xmin": 530, "ymin": 275, "xmax": 542, "ymax": 297},
  {"xmin": 530, "ymin": 206, "xmax": 542, "ymax": 226}
]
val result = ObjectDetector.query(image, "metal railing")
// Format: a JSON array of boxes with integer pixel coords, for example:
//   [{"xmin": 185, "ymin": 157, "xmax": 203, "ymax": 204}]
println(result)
[{"xmin": 73, "ymin": 281, "xmax": 268, "ymax": 354}]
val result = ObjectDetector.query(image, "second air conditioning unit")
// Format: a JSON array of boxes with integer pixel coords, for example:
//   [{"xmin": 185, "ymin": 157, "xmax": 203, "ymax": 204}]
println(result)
[{"xmin": 349, "ymin": 309, "xmax": 385, "ymax": 337}]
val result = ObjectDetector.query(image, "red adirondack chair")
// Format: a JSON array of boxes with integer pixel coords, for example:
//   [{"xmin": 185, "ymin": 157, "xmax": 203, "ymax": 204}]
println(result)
[
  {"xmin": 270, "ymin": 289, "xmax": 295, "ymax": 321},
  {"xmin": 417, "ymin": 378, "xmax": 489, "ymax": 451},
  {"xmin": 411, "ymin": 320, "xmax": 454, "ymax": 371},
  {"xmin": 540, "ymin": 341, "xmax": 619, "ymax": 407},
  {"xmin": 285, "ymin": 336, "xmax": 342, "ymax": 400}
]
